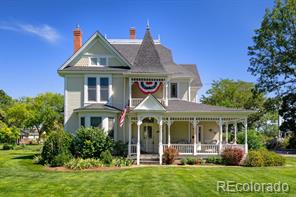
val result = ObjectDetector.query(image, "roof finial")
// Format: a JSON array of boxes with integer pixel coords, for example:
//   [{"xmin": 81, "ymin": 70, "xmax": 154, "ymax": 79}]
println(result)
[
  {"xmin": 146, "ymin": 19, "xmax": 150, "ymax": 30},
  {"xmin": 158, "ymin": 34, "xmax": 161, "ymax": 42},
  {"xmin": 76, "ymin": 24, "xmax": 80, "ymax": 29}
]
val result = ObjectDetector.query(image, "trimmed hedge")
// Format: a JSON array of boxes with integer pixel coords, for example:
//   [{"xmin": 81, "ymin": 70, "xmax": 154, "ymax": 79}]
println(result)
[
  {"xmin": 163, "ymin": 147, "xmax": 178, "ymax": 164},
  {"xmin": 245, "ymin": 149, "xmax": 286, "ymax": 167},
  {"xmin": 71, "ymin": 127, "xmax": 114, "ymax": 159},
  {"xmin": 222, "ymin": 147, "xmax": 244, "ymax": 166}
]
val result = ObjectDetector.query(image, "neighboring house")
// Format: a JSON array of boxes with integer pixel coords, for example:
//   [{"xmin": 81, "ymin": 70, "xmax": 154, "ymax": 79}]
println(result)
[{"xmin": 58, "ymin": 25, "xmax": 253, "ymax": 165}]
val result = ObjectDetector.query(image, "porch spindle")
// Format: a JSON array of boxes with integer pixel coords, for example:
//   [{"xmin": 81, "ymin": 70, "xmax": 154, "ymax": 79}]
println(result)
[
  {"xmin": 159, "ymin": 119, "xmax": 163, "ymax": 165},
  {"xmin": 244, "ymin": 118, "xmax": 248, "ymax": 153},
  {"xmin": 136, "ymin": 119, "xmax": 141, "ymax": 165}
]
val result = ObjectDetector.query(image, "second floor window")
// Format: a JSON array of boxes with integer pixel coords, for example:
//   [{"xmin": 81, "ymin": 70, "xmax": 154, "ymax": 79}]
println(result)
[
  {"xmin": 88, "ymin": 77, "xmax": 97, "ymax": 101},
  {"xmin": 100, "ymin": 78, "xmax": 109, "ymax": 102},
  {"xmin": 170, "ymin": 83, "xmax": 178, "ymax": 98}
]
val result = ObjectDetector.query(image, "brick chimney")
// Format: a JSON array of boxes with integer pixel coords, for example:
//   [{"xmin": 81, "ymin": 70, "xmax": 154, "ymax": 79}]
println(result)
[
  {"xmin": 73, "ymin": 25, "xmax": 82, "ymax": 53},
  {"xmin": 129, "ymin": 27, "xmax": 136, "ymax": 39}
]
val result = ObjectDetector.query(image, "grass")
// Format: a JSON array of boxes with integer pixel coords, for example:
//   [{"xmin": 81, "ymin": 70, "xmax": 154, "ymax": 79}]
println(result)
[{"xmin": 0, "ymin": 145, "xmax": 296, "ymax": 197}]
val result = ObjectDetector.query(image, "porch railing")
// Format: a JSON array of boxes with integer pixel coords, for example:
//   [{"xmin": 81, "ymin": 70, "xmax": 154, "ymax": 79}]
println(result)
[
  {"xmin": 129, "ymin": 144, "xmax": 137, "ymax": 155},
  {"xmin": 163, "ymin": 144, "xmax": 194, "ymax": 155},
  {"xmin": 221, "ymin": 144, "xmax": 245, "ymax": 152},
  {"xmin": 196, "ymin": 144, "xmax": 219, "ymax": 154}
]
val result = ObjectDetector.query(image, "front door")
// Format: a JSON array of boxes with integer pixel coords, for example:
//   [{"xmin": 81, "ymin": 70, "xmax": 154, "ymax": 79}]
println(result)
[{"xmin": 143, "ymin": 124, "xmax": 154, "ymax": 153}]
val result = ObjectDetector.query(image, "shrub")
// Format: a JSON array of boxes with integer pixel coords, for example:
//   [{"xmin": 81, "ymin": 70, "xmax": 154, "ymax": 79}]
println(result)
[
  {"xmin": 237, "ymin": 129, "xmax": 264, "ymax": 150},
  {"xmin": 33, "ymin": 155, "xmax": 42, "ymax": 164},
  {"xmin": 65, "ymin": 158, "xmax": 103, "ymax": 170},
  {"xmin": 222, "ymin": 147, "xmax": 244, "ymax": 166},
  {"xmin": 207, "ymin": 156, "xmax": 222, "ymax": 164},
  {"xmin": 41, "ymin": 131, "xmax": 73, "ymax": 166},
  {"xmin": 71, "ymin": 127, "xmax": 114, "ymax": 159},
  {"xmin": 100, "ymin": 150, "xmax": 112, "ymax": 165},
  {"xmin": 245, "ymin": 150, "xmax": 264, "ymax": 167},
  {"xmin": 163, "ymin": 147, "xmax": 178, "ymax": 164},
  {"xmin": 2, "ymin": 143, "xmax": 14, "ymax": 150},
  {"xmin": 113, "ymin": 157, "xmax": 133, "ymax": 167},
  {"xmin": 113, "ymin": 141, "xmax": 128, "ymax": 156},
  {"xmin": 245, "ymin": 149, "xmax": 285, "ymax": 167},
  {"xmin": 186, "ymin": 157, "xmax": 196, "ymax": 165},
  {"xmin": 180, "ymin": 158, "xmax": 187, "ymax": 165}
]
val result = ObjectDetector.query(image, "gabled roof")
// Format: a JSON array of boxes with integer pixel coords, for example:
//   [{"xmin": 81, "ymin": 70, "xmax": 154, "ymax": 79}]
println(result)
[
  {"xmin": 133, "ymin": 94, "xmax": 166, "ymax": 112},
  {"xmin": 58, "ymin": 31, "xmax": 132, "ymax": 71},
  {"xmin": 131, "ymin": 28, "xmax": 166, "ymax": 73}
]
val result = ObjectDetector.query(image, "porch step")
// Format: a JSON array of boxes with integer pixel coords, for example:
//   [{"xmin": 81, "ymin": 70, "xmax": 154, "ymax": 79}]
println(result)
[{"xmin": 140, "ymin": 154, "xmax": 160, "ymax": 165}]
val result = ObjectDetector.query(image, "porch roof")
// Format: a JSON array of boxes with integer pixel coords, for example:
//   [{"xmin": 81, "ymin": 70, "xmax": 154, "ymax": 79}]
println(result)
[
  {"xmin": 166, "ymin": 100, "xmax": 254, "ymax": 113},
  {"xmin": 74, "ymin": 103, "xmax": 121, "ymax": 112}
]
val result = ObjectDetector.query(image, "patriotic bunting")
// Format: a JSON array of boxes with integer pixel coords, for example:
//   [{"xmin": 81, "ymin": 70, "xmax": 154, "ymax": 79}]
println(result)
[{"xmin": 136, "ymin": 81, "xmax": 162, "ymax": 94}]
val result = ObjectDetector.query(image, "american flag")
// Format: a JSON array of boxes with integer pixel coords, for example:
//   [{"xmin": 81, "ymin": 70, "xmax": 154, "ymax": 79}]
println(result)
[{"xmin": 119, "ymin": 105, "xmax": 128, "ymax": 128}]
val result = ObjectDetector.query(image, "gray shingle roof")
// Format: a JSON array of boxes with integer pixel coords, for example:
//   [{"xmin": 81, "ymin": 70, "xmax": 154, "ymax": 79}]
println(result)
[
  {"xmin": 74, "ymin": 103, "xmax": 121, "ymax": 112},
  {"xmin": 180, "ymin": 64, "xmax": 202, "ymax": 87},
  {"xmin": 131, "ymin": 28, "xmax": 166, "ymax": 73},
  {"xmin": 166, "ymin": 100, "xmax": 253, "ymax": 113}
]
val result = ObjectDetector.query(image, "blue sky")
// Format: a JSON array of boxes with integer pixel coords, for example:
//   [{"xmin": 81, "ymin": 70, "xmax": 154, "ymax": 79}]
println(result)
[{"xmin": 0, "ymin": 0, "xmax": 274, "ymax": 99}]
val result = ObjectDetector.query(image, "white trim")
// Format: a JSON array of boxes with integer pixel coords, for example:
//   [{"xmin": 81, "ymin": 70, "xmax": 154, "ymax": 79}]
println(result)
[{"xmin": 64, "ymin": 77, "xmax": 68, "ymax": 125}]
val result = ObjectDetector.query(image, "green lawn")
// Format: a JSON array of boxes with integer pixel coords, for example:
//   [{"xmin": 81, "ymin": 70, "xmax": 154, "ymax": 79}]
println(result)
[{"xmin": 0, "ymin": 145, "xmax": 295, "ymax": 197}]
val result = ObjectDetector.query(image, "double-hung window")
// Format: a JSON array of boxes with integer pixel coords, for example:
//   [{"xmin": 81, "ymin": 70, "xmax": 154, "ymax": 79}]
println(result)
[
  {"xmin": 170, "ymin": 82, "xmax": 178, "ymax": 98},
  {"xmin": 100, "ymin": 78, "xmax": 109, "ymax": 102},
  {"xmin": 88, "ymin": 77, "xmax": 97, "ymax": 101}
]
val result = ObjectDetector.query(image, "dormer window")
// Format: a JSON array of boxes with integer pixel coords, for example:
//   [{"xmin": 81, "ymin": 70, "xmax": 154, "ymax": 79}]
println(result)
[{"xmin": 89, "ymin": 57, "xmax": 107, "ymax": 66}]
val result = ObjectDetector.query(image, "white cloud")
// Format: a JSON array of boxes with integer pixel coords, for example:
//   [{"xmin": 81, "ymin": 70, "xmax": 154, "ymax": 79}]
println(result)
[{"xmin": 0, "ymin": 22, "xmax": 60, "ymax": 43}]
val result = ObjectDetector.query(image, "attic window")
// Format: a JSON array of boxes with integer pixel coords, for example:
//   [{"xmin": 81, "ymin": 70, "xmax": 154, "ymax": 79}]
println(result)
[{"xmin": 90, "ymin": 57, "xmax": 107, "ymax": 66}]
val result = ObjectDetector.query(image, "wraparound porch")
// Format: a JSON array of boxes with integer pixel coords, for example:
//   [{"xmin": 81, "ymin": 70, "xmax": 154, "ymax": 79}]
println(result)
[{"xmin": 127, "ymin": 115, "xmax": 249, "ymax": 165}]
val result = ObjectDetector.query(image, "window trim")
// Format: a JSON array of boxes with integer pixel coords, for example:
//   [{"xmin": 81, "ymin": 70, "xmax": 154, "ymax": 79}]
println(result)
[
  {"xmin": 88, "ymin": 56, "xmax": 108, "ymax": 67},
  {"xmin": 84, "ymin": 75, "xmax": 112, "ymax": 104}
]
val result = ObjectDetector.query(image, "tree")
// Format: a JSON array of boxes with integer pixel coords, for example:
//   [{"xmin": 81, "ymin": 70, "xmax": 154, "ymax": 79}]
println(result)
[
  {"xmin": 279, "ymin": 93, "xmax": 296, "ymax": 132},
  {"xmin": 5, "ymin": 102, "xmax": 31, "ymax": 129},
  {"xmin": 248, "ymin": 0, "xmax": 296, "ymax": 96},
  {"xmin": 248, "ymin": 0, "xmax": 296, "ymax": 134},
  {"xmin": 201, "ymin": 79, "xmax": 265, "ymax": 127},
  {"xmin": 26, "ymin": 93, "xmax": 64, "ymax": 140},
  {"xmin": 0, "ymin": 90, "xmax": 14, "ymax": 123},
  {"xmin": 0, "ymin": 121, "xmax": 20, "ymax": 144}
]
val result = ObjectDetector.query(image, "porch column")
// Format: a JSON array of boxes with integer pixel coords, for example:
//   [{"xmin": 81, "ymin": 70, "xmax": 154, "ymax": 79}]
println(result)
[
  {"xmin": 128, "ymin": 78, "xmax": 132, "ymax": 106},
  {"xmin": 219, "ymin": 117, "xmax": 223, "ymax": 153},
  {"xmin": 165, "ymin": 81, "xmax": 169, "ymax": 106},
  {"xmin": 159, "ymin": 118, "xmax": 163, "ymax": 165},
  {"xmin": 136, "ymin": 119, "xmax": 142, "ymax": 165},
  {"xmin": 193, "ymin": 118, "xmax": 197, "ymax": 155},
  {"xmin": 128, "ymin": 116, "xmax": 131, "ymax": 156},
  {"xmin": 234, "ymin": 122, "xmax": 237, "ymax": 144},
  {"xmin": 244, "ymin": 118, "xmax": 248, "ymax": 153},
  {"xmin": 225, "ymin": 122, "xmax": 229, "ymax": 144},
  {"xmin": 168, "ymin": 118, "xmax": 171, "ymax": 146}
]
